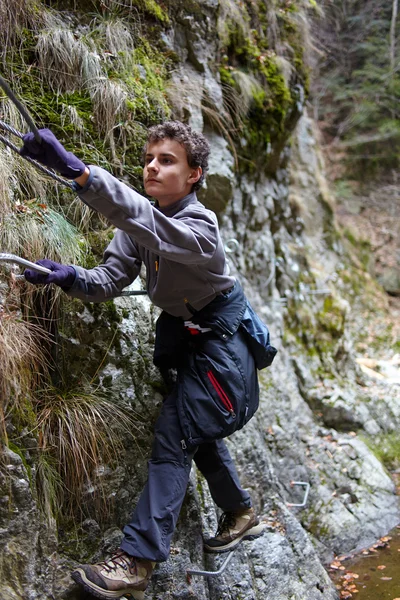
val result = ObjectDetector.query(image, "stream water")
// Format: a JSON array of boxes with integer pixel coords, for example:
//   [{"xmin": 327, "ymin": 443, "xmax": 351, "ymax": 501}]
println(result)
[{"xmin": 330, "ymin": 525, "xmax": 400, "ymax": 599}]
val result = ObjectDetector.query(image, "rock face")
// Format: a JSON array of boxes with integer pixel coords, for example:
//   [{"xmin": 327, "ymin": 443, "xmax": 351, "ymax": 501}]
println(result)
[
  {"xmin": 0, "ymin": 447, "xmax": 57, "ymax": 600},
  {"xmin": 0, "ymin": 1, "xmax": 399, "ymax": 600}
]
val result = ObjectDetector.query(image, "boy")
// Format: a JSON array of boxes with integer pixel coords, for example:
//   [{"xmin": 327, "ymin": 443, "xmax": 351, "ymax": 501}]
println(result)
[{"xmin": 22, "ymin": 121, "xmax": 275, "ymax": 600}]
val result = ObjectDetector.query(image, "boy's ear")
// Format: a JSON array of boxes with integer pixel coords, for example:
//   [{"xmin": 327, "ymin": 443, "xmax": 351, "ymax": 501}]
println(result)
[{"xmin": 188, "ymin": 166, "xmax": 202, "ymax": 184}]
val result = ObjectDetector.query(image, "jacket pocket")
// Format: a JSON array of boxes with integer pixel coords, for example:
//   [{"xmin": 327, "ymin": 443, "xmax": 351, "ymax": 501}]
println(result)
[
  {"xmin": 206, "ymin": 369, "xmax": 237, "ymax": 418},
  {"xmin": 177, "ymin": 338, "xmax": 245, "ymax": 445}
]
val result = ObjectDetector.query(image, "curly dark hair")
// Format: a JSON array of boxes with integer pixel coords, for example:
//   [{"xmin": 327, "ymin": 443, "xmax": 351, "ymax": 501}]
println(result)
[{"xmin": 144, "ymin": 121, "xmax": 210, "ymax": 191}]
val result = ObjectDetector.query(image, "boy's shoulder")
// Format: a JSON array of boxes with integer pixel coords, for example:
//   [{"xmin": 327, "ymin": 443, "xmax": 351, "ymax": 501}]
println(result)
[{"xmin": 177, "ymin": 202, "xmax": 218, "ymax": 227}]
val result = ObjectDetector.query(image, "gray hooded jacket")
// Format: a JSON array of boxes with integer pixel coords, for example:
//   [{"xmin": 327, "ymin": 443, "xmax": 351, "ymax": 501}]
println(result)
[{"xmin": 67, "ymin": 167, "xmax": 235, "ymax": 318}]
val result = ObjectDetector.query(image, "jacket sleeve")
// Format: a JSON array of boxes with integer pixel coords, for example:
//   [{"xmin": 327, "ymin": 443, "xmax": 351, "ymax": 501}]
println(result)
[
  {"xmin": 66, "ymin": 229, "xmax": 142, "ymax": 303},
  {"xmin": 76, "ymin": 167, "xmax": 218, "ymax": 265}
]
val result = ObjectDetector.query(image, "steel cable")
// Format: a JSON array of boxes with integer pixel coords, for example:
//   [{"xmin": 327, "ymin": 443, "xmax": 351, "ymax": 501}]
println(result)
[
  {"xmin": 0, "ymin": 74, "xmax": 42, "ymax": 143},
  {"xmin": 0, "ymin": 76, "xmax": 149, "ymax": 296},
  {"xmin": 0, "ymin": 127, "xmax": 75, "ymax": 189},
  {"xmin": 0, "ymin": 74, "xmax": 74, "ymax": 188}
]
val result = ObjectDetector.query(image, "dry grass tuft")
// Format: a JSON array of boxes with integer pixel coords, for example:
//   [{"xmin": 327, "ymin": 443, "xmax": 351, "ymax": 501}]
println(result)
[
  {"xmin": 0, "ymin": 309, "xmax": 49, "ymax": 417},
  {"xmin": 36, "ymin": 17, "xmax": 100, "ymax": 93},
  {"xmin": 223, "ymin": 70, "xmax": 264, "ymax": 123},
  {"xmin": 60, "ymin": 104, "xmax": 85, "ymax": 135},
  {"xmin": 35, "ymin": 383, "xmax": 140, "ymax": 518},
  {"xmin": 0, "ymin": 147, "xmax": 12, "ymax": 220},
  {"xmin": 0, "ymin": 204, "xmax": 85, "ymax": 266},
  {"xmin": 167, "ymin": 77, "xmax": 238, "ymax": 165},
  {"xmin": 0, "ymin": 0, "xmax": 43, "ymax": 60},
  {"xmin": 90, "ymin": 78, "xmax": 128, "ymax": 136},
  {"xmin": 36, "ymin": 14, "xmax": 129, "ymax": 143},
  {"xmin": 91, "ymin": 16, "xmax": 137, "ymax": 71}
]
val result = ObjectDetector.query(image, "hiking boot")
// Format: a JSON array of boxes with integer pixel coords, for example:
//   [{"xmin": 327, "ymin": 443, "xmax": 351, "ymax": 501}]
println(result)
[
  {"xmin": 204, "ymin": 507, "xmax": 265, "ymax": 553},
  {"xmin": 71, "ymin": 550, "xmax": 155, "ymax": 600}
]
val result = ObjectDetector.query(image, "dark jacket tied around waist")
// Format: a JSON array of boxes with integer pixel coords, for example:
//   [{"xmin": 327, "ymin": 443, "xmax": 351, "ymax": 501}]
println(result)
[{"xmin": 154, "ymin": 282, "xmax": 277, "ymax": 446}]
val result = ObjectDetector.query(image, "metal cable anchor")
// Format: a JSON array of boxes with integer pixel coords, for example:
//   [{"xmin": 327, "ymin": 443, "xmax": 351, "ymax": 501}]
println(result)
[{"xmin": 224, "ymin": 238, "xmax": 240, "ymax": 254}]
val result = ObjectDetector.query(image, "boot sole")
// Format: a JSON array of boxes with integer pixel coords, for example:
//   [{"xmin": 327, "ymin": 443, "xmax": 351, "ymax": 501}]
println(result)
[
  {"xmin": 71, "ymin": 569, "xmax": 145, "ymax": 600},
  {"xmin": 203, "ymin": 523, "xmax": 266, "ymax": 554}
]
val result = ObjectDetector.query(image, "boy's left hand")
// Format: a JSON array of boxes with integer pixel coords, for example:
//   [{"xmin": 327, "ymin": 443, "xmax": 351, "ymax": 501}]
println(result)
[
  {"xmin": 20, "ymin": 128, "xmax": 86, "ymax": 179},
  {"xmin": 24, "ymin": 259, "xmax": 76, "ymax": 288}
]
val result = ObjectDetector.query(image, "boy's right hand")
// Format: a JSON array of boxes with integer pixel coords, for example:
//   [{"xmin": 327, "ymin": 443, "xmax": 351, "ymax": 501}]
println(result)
[
  {"xmin": 20, "ymin": 129, "xmax": 86, "ymax": 179},
  {"xmin": 24, "ymin": 259, "xmax": 76, "ymax": 289}
]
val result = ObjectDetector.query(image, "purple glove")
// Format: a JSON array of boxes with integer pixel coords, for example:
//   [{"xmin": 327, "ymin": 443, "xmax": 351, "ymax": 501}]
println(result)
[
  {"xmin": 24, "ymin": 259, "xmax": 76, "ymax": 289},
  {"xmin": 20, "ymin": 129, "xmax": 85, "ymax": 179}
]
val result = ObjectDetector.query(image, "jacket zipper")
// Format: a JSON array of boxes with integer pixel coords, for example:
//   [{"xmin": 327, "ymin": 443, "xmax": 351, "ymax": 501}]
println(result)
[{"xmin": 207, "ymin": 370, "xmax": 236, "ymax": 418}]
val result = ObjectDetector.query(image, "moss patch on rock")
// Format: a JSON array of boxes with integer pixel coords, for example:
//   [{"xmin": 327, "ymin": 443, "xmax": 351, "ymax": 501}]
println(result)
[{"xmin": 217, "ymin": 0, "xmax": 309, "ymax": 175}]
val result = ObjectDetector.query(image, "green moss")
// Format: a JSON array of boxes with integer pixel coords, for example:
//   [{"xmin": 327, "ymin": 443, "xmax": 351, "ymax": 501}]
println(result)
[
  {"xmin": 7, "ymin": 441, "xmax": 33, "ymax": 485},
  {"xmin": 361, "ymin": 433, "xmax": 400, "ymax": 470},
  {"xmin": 138, "ymin": 0, "xmax": 170, "ymax": 23},
  {"xmin": 216, "ymin": 0, "xmax": 307, "ymax": 175},
  {"xmin": 219, "ymin": 65, "xmax": 236, "ymax": 88},
  {"xmin": 316, "ymin": 296, "xmax": 346, "ymax": 338},
  {"xmin": 87, "ymin": 300, "xmax": 122, "ymax": 325},
  {"xmin": 342, "ymin": 227, "xmax": 372, "ymax": 271},
  {"xmin": 86, "ymin": 229, "xmax": 115, "ymax": 262},
  {"xmin": 124, "ymin": 41, "xmax": 171, "ymax": 123},
  {"xmin": 8, "ymin": 395, "xmax": 37, "ymax": 435}
]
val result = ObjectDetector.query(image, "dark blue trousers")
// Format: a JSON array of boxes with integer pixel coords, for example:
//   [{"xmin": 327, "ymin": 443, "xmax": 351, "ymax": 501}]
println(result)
[{"xmin": 120, "ymin": 389, "xmax": 252, "ymax": 562}]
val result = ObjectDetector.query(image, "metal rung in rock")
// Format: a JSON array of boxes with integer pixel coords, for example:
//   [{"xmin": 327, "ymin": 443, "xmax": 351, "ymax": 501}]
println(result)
[
  {"xmin": 187, "ymin": 550, "xmax": 235, "ymax": 578},
  {"xmin": 286, "ymin": 481, "xmax": 310, "ymax": 507},
  {"xmin": 187, "ymin": 524, "xmax": 267, "ymax": 578}
]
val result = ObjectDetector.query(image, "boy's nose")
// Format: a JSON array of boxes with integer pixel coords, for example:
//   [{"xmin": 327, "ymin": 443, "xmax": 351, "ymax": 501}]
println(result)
[{"xmin": 147, "ymin": 158, "xmax": 159, "ymax": 171}]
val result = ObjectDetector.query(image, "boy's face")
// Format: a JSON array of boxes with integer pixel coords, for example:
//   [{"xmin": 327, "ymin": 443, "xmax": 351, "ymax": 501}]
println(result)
[{"xmin": 143, "ymin": 139, "xmax": 202, "ymax": 207}]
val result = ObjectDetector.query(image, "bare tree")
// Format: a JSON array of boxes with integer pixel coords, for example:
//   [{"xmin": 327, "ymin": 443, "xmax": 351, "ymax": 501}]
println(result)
[{"xmin": 390, "ymin": 0, "xmax": 398, "ymax": 73}]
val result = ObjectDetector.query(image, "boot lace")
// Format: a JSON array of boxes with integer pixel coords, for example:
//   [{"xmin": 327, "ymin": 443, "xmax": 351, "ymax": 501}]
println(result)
[
  {"xmin": 100, "ymin": 551, "xmax": 137, "ymax": 575},
  {"xmin": 216, "ymin": 512, "xmax": 237, "ymax": 536}
]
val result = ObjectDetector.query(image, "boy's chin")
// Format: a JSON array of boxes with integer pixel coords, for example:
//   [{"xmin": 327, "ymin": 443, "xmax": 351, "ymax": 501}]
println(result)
[{"xmin": 144, "ymin": 183, "xmax": 161, "ymax": 196}]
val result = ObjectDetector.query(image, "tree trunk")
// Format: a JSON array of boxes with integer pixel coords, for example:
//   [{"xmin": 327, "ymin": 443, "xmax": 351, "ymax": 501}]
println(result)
[{"xmin": 390, "ymin": 0, "xmax": 398, "ymax": 73}]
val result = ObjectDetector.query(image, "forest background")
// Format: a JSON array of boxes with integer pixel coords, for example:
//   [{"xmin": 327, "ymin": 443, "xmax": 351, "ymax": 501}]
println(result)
[{"xmin": 313, "ymin": 0, "xmax": 400, "ymax": 302}]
